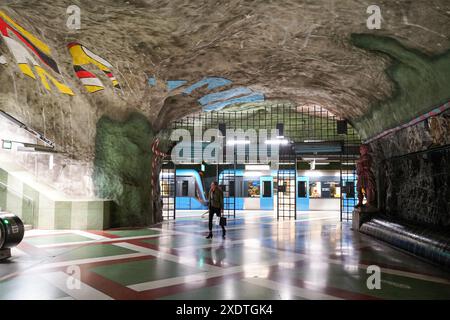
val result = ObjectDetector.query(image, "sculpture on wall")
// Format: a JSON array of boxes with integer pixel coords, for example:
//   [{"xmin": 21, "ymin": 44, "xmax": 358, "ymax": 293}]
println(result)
[
  {"xmin": 356, "ymin": 144, "xmax": 376, "ymax": 208},
  {"xmin": 0, "ymin": 11, "xmax": 74, "ymax": 95},
  {"xmin": 68, "ymin": 42, "xmax": 120, "ymax": 93}
]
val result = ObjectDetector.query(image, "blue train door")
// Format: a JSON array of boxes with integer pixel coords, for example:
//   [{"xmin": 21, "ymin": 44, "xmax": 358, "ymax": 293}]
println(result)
[
  {"xmin": 260, "ymin": 176, "xmax": 273, "ymax": 210},
  {"xmin": 341, "ymin": 174, "xmax": 357, "ymax": 220},
  {"xmin": 296, "ymin": 176, "xmax": 309, "ymax": 211}
]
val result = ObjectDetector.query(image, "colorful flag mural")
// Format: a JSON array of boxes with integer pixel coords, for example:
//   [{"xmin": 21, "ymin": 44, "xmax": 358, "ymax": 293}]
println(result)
[
  {"xmin": 68, "ymin": 42, "xmax": 120, "ymax": 93},
  {"xmin": 0, "ymin": 11, "xmax": 74, "ymax": 95}
]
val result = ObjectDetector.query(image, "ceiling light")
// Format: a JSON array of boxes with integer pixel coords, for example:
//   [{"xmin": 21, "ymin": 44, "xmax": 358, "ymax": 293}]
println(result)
[
  {"xmin": 226, "ymin": 140, "xmax": 250, "ymax": 145},
  {"xmin": 243, "ymin": 171, "xmax": 262, "ymax": 177},
  {"xmin": 265, "ymin": 139, "xmax": 289, "ymax": 145},
  {"xmin": 302, "ymin": 157, "xmax": 328, "ymax": 161},
  {"xmin": 1, "ymin": 140, "xmax": 12, "ymax": 150},
  {"xmin": 245, "ymin": 165, "xmax": 270, "ymax": 171}
]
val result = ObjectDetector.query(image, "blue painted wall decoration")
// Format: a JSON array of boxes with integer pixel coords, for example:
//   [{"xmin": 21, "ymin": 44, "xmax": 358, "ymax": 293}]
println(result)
[{"xmin": 148, "ymin": 76, "xmax": 265, "ymax": 111}]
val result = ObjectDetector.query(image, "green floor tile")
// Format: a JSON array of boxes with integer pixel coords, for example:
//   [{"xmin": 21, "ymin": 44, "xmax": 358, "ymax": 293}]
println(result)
[
  {"xmin": 106, "ymin": 229, "xmax": 162, "ymax": 237},
  {"xmin": 143, "ymin": 235, "xmax": 210, "ymax": 248},
  {"xmin": 159, "ymin": 279, "xmax": 302, "ymax": 300},
  {"xmin": 52, "ymin": 244, "xmax": 137, "ymax": 261},
  {"xmin": 277, "ymin": 262, "xmax": 450, "ymax": 300},
  {"xmin": 25, "ymin": 233, "xmax": 93, "ymax": 246},
  {"xmin": 91, "ymin": 258, "xmax": 202, "ymax": 286}
]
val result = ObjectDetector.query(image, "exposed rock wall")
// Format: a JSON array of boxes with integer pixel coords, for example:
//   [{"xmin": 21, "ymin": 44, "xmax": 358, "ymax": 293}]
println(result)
[
  {"xmin": 93, "ymin": 113, "xmax": 155, "ymax": 227},
  {"xmin": 352, "ymin": 34, "xmax": 450, "ymax": 139},
  {"xmin": 370, "ymin": 110, "xmax": 450, "ymax": 229}
]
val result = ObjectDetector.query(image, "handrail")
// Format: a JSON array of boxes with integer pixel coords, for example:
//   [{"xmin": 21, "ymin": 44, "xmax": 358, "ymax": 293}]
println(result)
[
  {"xmin": 382, "ymin": 143, "xmax": 450, "ymax": 162},
  {"xmin": 0, "ymin": 180, "xmax": 34, "ymax": 203}
]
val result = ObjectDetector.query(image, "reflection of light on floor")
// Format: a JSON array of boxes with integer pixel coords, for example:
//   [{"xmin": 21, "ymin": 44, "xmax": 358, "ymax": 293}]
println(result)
[
  {"xmin": 343, "ymin": 264, "xmax": 359, "ymax": 272},
  {"xmin": 305, "ymin": 260, "xmax": 329, "ymax": 287},
  {"xmin": 198, "ymin": 257, "xmax": 204, "ymax": 268},
  {"xmin": 335, "ymin": 244, "xmax": 354, "ymax": 256},
  {"xmin": 184, "ymin": 273, "xmax": 207, "ymax": 286},
  {"xmin": 243, "ymin": 238, "xmax": 261, "ymax": 247},
  {"xmin": 224, "ymin": 280, "xmax": 235, "ymax": 300},
  {"xmin": 278, "ymin": 261, "xmax": 295, "ymax": 269},
  {"xmin": 178, "ymin": 256, "xmax": 197, "ymax": 266},
  {"xmin": 304, "ymin": 224, "xmax": 330, "ymax": 287},
  {"xmin": 278, "ymin": 282, "xmax": 294, "ymax": 299},
  {"xmin": 244, "ymin": 265, "xmax": 270, "ymax": 279}
]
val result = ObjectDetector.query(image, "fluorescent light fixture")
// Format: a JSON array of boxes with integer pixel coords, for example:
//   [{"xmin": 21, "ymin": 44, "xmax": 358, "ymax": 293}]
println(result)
[
  {"xmin": 315, "ymin": 162, "xmax": 330, "ymax": 165},
  {"xmin": 243, "ymin": 171, "xmax": 262, "ymax": 177},
  {"xmin": 245, "ymin": 165, "xmax": 270, "ymax": 171},
  {"xmin": 303, "ymin": 139, "xmax": 324, "ymax": 143},
  {"xmin": 342, "ymin": 162, "xmax": 355, "ymax": 165},
  {"xmin": 304, "ymin": 171, "xmax": 323, "ymax": 177},
  {"xmin": 2, "ymin": 140, "xmax": 12, "ymax": 150},
  {"xmin": 264, "ymin": 139, "xmax": 289, "ymax": 145},
  {"xmin": 226, "ymin": 140, "xmax": 250, "ymax": 145},
  {"xmin": 160, "ymin": 172, "xmax": 175, "ymax": 177},
  {"xmin": 302, "ymin": 157, "xmax": 328, "ymax": 161}
]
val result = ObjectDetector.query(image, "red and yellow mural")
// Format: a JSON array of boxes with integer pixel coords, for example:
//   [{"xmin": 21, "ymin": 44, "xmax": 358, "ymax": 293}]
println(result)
[
  {"xmin": 0, "ymin": 11, "xmax": 74, "ymax": 95},
  {"xmin": 68, "ymin": 42, "xmax": 120, "ymax": 93},
  {"xmin": 0, "ymin": 10, "xmax": 121, "ymax": 96}
]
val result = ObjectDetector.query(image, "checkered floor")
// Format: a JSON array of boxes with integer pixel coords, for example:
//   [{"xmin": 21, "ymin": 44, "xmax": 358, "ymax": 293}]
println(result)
[{"xmin": 1, "ymin": 211, "xmax": 449, "ymax": 300}]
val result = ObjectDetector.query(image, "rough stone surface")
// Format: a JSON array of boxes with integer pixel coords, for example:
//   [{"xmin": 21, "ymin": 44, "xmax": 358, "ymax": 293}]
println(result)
[
  {"xmin": 371, "ymin": 110, "xmax": 450, "ymax": 229},
  {"xmin": 1, "ymin": 0, "xmax": 450, "ymax": 147},
  {"xmin": 93, "ymin": 113, "xmax": 155, "ymax": 227},
  {"xmin": 1, "ymin": 1, "xmax": 450, "ymax": 226}
]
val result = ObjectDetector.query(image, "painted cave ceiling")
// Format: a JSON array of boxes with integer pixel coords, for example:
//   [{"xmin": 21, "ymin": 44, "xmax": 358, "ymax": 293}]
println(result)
[{"xmin": 0, "ymin": 0, "xmax": 450, "ymax": 158}]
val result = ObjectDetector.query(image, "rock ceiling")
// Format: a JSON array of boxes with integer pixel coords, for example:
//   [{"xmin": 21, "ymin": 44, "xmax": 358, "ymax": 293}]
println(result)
[{"xmin": 1, "ymin": 0, "xmax": 450, "ymax": 157}]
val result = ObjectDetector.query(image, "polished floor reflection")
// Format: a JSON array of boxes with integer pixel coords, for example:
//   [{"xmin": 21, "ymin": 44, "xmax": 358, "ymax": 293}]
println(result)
[{"xmin": 1, "ymin": 211, "xmax": 449, "ymax": 300}]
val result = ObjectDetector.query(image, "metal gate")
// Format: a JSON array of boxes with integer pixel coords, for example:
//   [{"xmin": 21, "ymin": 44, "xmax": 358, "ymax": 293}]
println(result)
[
  {"xmin": 340, "ymin": 146, "xmax": 358, "ymax": 221},
  {"xmin": 218, "ymin": 163, "xmax": 236, "ymax": 219},
  {"xmin": 276, "ymin": 163, "xmax": 297, "ymax": 219},
  {"xmin": 160, "ymin": 161, "xmax": 176, "ymax": 220}
]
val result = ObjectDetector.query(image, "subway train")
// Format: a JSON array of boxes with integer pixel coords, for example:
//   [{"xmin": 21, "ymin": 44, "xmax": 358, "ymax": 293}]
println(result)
[{"xmin": 165, "ymin": 168, "xmax": 357, "ymax": 212}]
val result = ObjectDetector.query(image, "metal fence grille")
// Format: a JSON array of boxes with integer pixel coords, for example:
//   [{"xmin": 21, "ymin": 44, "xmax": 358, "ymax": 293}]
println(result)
[
  {"xmin": 170, "ymin": 102, "xmax": 361, "ymax": 221},
  {"xmin": 160, "ymin": 161, "xmax": 176, "ymax": 220},
  {"xmin": 277, "ymin": 164, "xmax": 297, "ymax": 219}
]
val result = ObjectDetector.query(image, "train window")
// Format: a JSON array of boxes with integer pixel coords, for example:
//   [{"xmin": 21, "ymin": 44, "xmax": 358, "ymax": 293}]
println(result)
[
  {"xmin": 298, "ymin": 181, "xmax": 307, "ymax": 197},
  {"xmin": 263, "ymin": 181, "xmax": 271, "ymax": 197},
  {"xmin": 228, "ymin": 181, "xmax": 235, "ymax": 197},
  {"xmin": 309, "ymin": 182, "xmax": 321, "ymax": 198},
  {"xmin": 346, "ymin": 181, "xmax": 355, "ymax": 198},
  {"xmin": 182, "ymin": 181, "xmax": 189, "ymax": 196},
  {"xmin": 246, "ymin": 180, "xmax": 260, "ymax": 197}
]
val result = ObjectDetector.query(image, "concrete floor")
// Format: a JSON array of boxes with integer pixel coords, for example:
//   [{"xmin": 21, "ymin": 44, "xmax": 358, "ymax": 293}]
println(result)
[{"xmin": 1, "ymin": 211, "xmax": 449, "ymax": 300}]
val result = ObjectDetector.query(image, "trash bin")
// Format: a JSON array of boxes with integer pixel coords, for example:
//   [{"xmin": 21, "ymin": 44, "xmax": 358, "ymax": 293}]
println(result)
[{"xmin": 0, "ymin": 213, "xmax": 25, "ymax": 260}]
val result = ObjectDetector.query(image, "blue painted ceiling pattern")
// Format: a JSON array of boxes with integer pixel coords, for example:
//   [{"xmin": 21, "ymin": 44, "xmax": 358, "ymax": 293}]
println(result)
[{"xmin": 148, "ymin": 76, "xmax": 265, "ymax": 111}]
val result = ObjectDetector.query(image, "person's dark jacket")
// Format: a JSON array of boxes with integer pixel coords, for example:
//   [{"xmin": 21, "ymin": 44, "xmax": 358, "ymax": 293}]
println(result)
[{"xmin": 208, "ymin": 188, "xmax": 224, "ymax": 210}]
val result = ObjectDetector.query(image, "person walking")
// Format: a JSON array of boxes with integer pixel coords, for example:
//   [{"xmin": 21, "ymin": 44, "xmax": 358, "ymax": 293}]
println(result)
[{"xmin": 206, "ymin": 181, "xmax": 226, "ymax": 239}]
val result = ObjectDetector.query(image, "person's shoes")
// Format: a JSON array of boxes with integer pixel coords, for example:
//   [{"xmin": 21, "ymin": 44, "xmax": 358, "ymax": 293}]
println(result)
[{"xmin": 206, "ymin": 233, "xmax": 213, "ymax": 239}]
